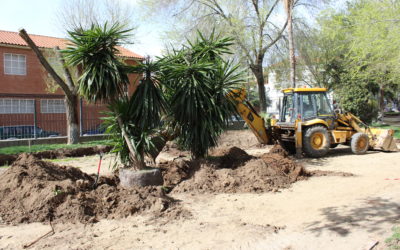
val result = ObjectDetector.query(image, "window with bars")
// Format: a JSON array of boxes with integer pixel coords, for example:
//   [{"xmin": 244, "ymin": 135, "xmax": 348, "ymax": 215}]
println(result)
[
  {"xmin": 40, "ymin": 99, "xmax": 66, "ymax": 113},
  {"xmin": 0, "ymin": 99, "xmax": 34, "ymax": 114},
  {"xmin": 4, "ymin": 53, "xmax": 26, "ymax": 75}
]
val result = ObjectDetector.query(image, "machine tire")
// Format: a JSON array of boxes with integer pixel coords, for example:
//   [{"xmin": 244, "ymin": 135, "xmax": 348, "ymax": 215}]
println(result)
[
  {"xmin": 303, "ymin": 126, "xmax": 331, "ymax": 158},
  {"xmin": 280, "ymin": 141, "xmax": 296, "ymax": 155},
  {"xmin": 350, "ymin": 132, "xmax": 369, "ymax": 154}
]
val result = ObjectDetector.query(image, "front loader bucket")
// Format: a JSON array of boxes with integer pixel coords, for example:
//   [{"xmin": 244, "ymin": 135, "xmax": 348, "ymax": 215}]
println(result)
[{"xmin": 369, "ymin": 128, "xmax": 399, "ymax": 152}]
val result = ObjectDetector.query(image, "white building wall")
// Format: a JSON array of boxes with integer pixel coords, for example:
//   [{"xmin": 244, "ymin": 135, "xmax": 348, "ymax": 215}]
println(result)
[{"xmin": 265, "ymin": 72, "xmax": 285, "ymax": 118}]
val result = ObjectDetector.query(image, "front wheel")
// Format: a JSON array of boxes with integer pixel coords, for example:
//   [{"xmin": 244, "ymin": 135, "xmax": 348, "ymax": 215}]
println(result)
[
  {"xmin": 303, "ymin": 126, "xmax": 331, "ymax": 158},
  {"xmin": 350, "ymin": 132, "xmax": 369, "ymax": 154}
]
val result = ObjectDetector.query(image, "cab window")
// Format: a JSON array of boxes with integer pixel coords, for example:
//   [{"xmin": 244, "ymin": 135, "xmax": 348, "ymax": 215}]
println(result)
[
  {"xmin": 281, "ymin": 94, "xmax": 294, "ymax": 122},
  {"xmin": 314, "ymin": 93, "xmax": 332, "ymax": 116},
  {"xmin": 301, "ymin": 94, "xmax": 315, "ymax": 119}
]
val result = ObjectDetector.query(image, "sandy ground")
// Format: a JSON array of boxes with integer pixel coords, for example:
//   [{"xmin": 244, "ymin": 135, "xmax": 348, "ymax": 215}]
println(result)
[{"xmin": 0, "ymin": 131, "xmax": 399, "ymax": 250}]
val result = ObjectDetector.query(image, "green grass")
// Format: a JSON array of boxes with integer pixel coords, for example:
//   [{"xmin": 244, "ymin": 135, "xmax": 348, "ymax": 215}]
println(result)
[
  {"xmin": 0, "ymin": 140, "xmax": 109, "ymax": 155},
  {"xmin": 371, "ymin": 124, "xmax": 400, "ymax": 139},
  {"xmin": 386, "ymin": 226, "xmax": 400, "ymax": 249}
]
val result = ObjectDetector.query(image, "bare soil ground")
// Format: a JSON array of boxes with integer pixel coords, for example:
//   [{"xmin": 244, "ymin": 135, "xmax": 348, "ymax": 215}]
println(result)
[{"xmin": 0, "ymin": 130, "xmax": 399, "ymax": 250}]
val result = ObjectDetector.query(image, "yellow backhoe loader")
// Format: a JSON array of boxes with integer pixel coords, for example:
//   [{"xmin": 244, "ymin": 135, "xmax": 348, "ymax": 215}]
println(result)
[{"xmin": 230, "ymin": 87, "xmax": 398, "ymax": 157}]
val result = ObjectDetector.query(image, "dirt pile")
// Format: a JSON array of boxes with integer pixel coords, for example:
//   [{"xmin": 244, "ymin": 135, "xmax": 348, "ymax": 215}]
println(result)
[
  {"xmin": 160, "ymin": 147, "xmax": 253, "ymax": 190},
  {"xmin": 171, "ymin": 145, "xmax": 306, "ymax": 194},
  {"xmin": 160, "ymin": 159, "xmax": 193, "ymax": 189},
  {"xmin": 0, "ymin": 154, "xmax": 178, "ymax": 224},
  {"xmin": 268, "ymin": 143, "xmax": 289, "ymax": 157},
  {"xmin": 0, "ymin": 145, "xmax": 112, "ymax": 166},
  {"xmin": 211, "ymin": 146, "xmax": 253, "ymax": 169}
]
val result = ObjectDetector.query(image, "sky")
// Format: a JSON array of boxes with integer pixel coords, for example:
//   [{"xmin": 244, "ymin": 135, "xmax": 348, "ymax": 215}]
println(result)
[
  {"xmin": 0, "ymin": 0, "xmax": 165, "ymax": 57},
  {"xmin": 0, "ymin": 0, "xmax": 350, "ymax": 58}
]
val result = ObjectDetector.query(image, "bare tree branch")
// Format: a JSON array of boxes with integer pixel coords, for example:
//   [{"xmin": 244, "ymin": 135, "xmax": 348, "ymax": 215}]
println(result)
[
  {"xmin": 262, "ymin": 19, "xmax": 289, "ymax": 55},
  {"xmin": 54, "ymin": 46, "xmax": 76, "ymax": 93},
  {"xmin": 19, "ymin": 29, "xmax": 73, "ymax": 98}
]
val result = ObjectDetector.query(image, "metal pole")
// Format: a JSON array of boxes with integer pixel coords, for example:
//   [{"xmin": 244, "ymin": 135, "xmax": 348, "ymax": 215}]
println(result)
[
  {"xmin": 33, "ymin": 100, "xmax": 37, "ymax": 139},
  {"xmin": 79, "ymin": 98, "xmax": 83, "ymax": 136}
]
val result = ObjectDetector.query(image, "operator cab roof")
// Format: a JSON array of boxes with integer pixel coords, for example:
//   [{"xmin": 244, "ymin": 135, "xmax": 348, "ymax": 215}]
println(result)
[{"xmin": 282, "ymin": 87, "xmax": 327, "ymax": 93}]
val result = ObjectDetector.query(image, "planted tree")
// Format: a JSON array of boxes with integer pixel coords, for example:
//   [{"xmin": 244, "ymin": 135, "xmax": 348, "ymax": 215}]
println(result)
[
  {"xmin": 19, "ymin": 30, "xmax": 80, "ymax": 144},
  {"xmin": 63, "ymin": 23, "xmax": 150, "ymax": 169},
  {"xmin": 103, "ymin": 58, "xmax": 168, "ymax": 169},
  {"xmin": 64, "ymin": 23, "xmax": 243, "ymax": 169},
  {"xmin": 162, "ymin": 32, "xmax": 243, "ymax": 158}
]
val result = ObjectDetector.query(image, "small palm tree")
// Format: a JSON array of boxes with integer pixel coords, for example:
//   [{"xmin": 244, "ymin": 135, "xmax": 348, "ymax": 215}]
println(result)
[
  {"xmin": 63, "ymin": 23, "xmax": 155, "ymax": 170},
  {"xmin": 161, "ymin": 31, "xmax": 243, "ymax": 158},
  {"xmin": 63, "ymin": 23, "xmax": 132, "ymax": 102},
  {"xmin": 103, "ymin": 57, "xmax": 168, "ymax": 168}
]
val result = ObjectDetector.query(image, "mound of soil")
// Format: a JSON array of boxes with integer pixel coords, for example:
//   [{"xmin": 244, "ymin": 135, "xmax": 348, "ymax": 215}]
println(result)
[
  {"xmin": 0, "ymin": 154, "xmax": 178, "ymax": 224},
  {"xmin": 160, "ymin": 159, "xmax": 193, "ymax": 189},
  {"xmin": 160, "ymin": 147, "xmax": 253, "ymax": 190},
  {"xmin": 269, "ymin": 143, "xmax": 289, "ymax": 157},
  {"xmin": 211, "ymin": 146, "xmax": 253, "ymax": 169},
  {"xmin": 0, "ymin": 145, "xmax": 112, "ymax": 166},
  {"xmin": 171, "ymin": 145, "xmax": 306, "ymax": 194}
]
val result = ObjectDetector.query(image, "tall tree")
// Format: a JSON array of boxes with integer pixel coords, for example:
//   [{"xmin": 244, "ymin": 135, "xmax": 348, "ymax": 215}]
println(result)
[
  {"xmin": 19, "ymin": 30, "xmax": 80, "ymax": 144},
  {"xmin": 319, "ymin": 0, "xmax": 400, "ymax": 115},
  {"xmin": 142, "ymin": 0, "xmax": 289, "ymax": 113},
  {"xmin": 55, "ymin": 0, "xmax": 135, "ymax": 34},
  {"xmin": 141, "ymin": 0, "xmax": 327, "ymax": 112},
  {"xmin": 283, "ymin": 0, "xmax": 296, "ymax": 87}
]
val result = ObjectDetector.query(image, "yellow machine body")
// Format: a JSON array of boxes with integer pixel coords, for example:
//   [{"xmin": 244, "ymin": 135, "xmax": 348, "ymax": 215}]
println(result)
[{"xmin": 230, "ymin": 88, "xmax": 398, "ymax": 157}]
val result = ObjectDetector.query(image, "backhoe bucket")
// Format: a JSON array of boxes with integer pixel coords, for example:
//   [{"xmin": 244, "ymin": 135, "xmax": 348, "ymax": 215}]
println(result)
[{"xmin": 369, "ymin": 128, "xmax": 399, "ymax": 152}]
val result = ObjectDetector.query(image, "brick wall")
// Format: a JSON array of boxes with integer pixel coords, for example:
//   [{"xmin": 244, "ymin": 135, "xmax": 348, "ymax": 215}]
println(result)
[
  {"xmin": 0, "ymin": 44, "xmax": 142, "ymax": 137},
  {"xmin": 0, "ymin": 46, "xmax": 56, "ymax": 95},
  {"xmin": 0, "ymin": 45, "xmax": 141, "ymax": 95}
]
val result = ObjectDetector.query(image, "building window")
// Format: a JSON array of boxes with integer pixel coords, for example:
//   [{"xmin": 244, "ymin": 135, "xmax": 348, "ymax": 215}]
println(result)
[
  {"xmin": 0, "ymin": 99, "xmax": 34, "ymax": 114},
  {"xmin": 4, "ymin": 53, "xmax": 26, "ymax": 75},
  {"xmin": 40, "ymin": 99, "xmax": 66, "ymax": 113}
]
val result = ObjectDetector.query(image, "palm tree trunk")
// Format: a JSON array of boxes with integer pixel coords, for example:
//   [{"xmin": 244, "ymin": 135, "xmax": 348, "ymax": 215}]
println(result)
[{"xmin": 116, "ymin": 116, "xmax": 145, "ymax": 170}]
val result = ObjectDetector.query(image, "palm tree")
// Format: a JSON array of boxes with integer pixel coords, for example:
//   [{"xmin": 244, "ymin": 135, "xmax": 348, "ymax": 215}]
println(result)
[
  {"xmin": 161, "ymin": 31, "xmax": 243, "ymax": 158},
  {"xmin": 103, "ymin": 57, "xmax": 168, "ymax": 168},
  {"xmin": 63, "ymin": 23, "xmax": 149, "ymax": 170},
  {"xmin": 64, "ymin": 24, "xmax": 244, "ymax": 167}
]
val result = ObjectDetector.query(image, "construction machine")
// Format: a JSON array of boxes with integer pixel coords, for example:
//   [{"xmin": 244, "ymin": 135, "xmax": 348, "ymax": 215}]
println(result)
[{"xmin": 230, "ymin": 87, "xmax": 399, "ymax": 157}]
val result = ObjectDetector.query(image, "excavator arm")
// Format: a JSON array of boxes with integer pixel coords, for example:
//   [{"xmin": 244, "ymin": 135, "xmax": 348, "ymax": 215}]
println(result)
[{"xmin": 228, "ymin": 89, "xmax": 271, "ymax": 144}]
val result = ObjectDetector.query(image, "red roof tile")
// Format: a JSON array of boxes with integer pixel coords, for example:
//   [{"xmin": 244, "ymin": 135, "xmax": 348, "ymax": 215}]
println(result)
[{"xmin": 0, "ymin": 30, "xmax": 143, "ymax": 59}]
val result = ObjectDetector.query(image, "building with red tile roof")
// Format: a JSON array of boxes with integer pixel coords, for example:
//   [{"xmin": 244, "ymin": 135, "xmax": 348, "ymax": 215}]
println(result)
[
  {"xmin": 0, "ymin": 30, "xmax": 143, "ymax": 138},
  {"xmin": 0, "ymin": 29, "xmax": 143, "ymax": 59}
]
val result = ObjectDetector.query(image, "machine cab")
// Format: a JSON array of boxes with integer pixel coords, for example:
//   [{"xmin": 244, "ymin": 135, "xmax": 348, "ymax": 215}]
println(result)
[{"xmin": 278, "ymin": 88, "xmax": 334, "ymax": 126}]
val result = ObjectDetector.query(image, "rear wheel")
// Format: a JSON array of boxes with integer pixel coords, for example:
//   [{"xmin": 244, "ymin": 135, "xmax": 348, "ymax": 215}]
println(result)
[
  {"xmin": 350, "ymin": 132, "xmax": 369, "ymax": 154},
  {"xmin": 303, "ymin": 126, "xmax": 331, "ymax": 157}
]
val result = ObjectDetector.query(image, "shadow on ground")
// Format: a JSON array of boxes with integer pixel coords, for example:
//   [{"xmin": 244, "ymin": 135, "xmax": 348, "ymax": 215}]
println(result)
[
  {"xmin": 306, "ymin": 197, "xmax": 400, "ymax": 236},
  {"xmin": 299, "ymin": 147, "xmax": 381, "ymax": 167}
]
